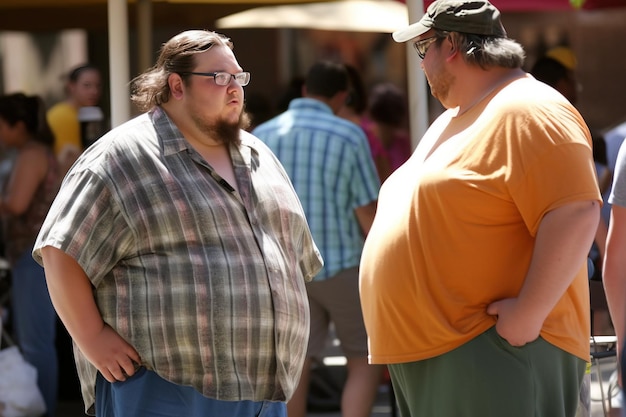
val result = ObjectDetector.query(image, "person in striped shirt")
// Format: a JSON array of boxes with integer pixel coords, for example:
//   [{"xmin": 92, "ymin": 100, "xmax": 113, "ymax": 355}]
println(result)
[{"xmin": 253, "ymin": 60, "xmax": 383, "ymax": 417}]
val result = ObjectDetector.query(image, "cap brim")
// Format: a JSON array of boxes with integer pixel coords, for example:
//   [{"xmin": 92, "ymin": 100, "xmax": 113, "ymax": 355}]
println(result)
[{"xmin": 392, "ymin": 21, "xmax": 430, "ymax": 42}]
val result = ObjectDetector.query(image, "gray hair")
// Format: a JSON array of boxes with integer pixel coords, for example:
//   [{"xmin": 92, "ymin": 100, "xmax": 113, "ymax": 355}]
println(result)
[
  {"xmin": 130, "ymin": 30, "xmax": 233, "ymax": 112},
  {"xmin": 434, "ymin": 29, "xmax": 525, "ymax": 70}
]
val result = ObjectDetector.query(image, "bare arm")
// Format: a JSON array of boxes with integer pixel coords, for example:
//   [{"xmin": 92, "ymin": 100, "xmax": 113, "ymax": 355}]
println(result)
[
  {"xmin": 0, "ymin": 147, "xmax": 47, "ymax": 215},
  {"xmin": 354, "ymin": 200, "xmax": 377, "ymax": 237},
  {"xmin": 487, "ymin": 200, "xmax": 600, "ymax": 346},
  {"xmin": 603, "ymin": 204, "xmax": 626, "ymax": 383},
  {"xmin": 41, "ymin": 246, "xmax": 141, "ymax": 382},
  {"xmin": 595, "ymin": 215, "xmax": 608, "ymax": 262}
]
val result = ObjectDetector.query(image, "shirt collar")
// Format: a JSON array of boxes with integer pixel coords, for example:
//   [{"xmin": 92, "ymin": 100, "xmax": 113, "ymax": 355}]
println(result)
[{"xmin": 288, "ymin": 97, "xmax": 334, "ymax": 115}]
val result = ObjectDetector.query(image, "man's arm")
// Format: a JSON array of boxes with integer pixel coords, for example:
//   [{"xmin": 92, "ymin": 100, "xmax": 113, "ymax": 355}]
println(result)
[
  {"xmin": 603, "ymin": 204, "xmax": 626, "ymax": 377},
  {"xmin": 487, "ymin": 200, "xmax": 600, "ymax": 346},
  {"xmin": 41, "ymin": 246, "xmax": 141, "ymax": 382},
  {"xmin": 595, "ymin": 215, "xmax": 609, "ymax": 262},
  {"xmin": 0, "ymin": 148, "xmax": 48, "ymax": 215}
]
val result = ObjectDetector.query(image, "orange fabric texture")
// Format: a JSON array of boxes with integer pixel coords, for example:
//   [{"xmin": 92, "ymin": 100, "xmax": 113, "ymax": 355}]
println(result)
[{"xmin": 359, "ymin": 76, "xmax": 600, "ymax": 365}]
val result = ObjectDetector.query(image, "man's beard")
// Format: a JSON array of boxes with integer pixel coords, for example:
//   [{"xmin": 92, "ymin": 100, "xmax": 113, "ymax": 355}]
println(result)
[{"xmin": 201, "ymin": 111, "xmax": 251, "ymax": 146}]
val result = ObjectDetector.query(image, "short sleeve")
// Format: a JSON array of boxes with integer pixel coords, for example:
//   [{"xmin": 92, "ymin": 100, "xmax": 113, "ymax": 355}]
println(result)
[
  {"xmin": 33, "ymin": 169, "xmax": 133, "ymax": 286},
  {"xmin": 510, "ymin": 142, "xmax": 601, "ymax": 235},
  {"xmin": 347, "ymin": 131, "xmax": 380, "ymax": 208},
  {"xmin": 609, "ymin": 140, "xmax": 626, "ymax": 208}
]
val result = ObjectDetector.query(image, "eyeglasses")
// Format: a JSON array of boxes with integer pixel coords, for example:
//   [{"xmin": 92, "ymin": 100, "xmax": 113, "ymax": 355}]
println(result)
[
  {"xmin": 181, "ymin": 71, "xmax": 251, "ymax": 86},
  {"xmin": 413, "ymin": 36, "xmax": 438, "ymax": 59}
]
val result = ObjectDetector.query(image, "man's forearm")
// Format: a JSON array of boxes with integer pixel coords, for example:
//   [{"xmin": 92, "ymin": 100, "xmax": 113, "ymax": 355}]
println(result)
[
  {"xmin": 41, "ymin": 246, "xmax": 105, "ymax": 345},
  {"xmin": 517, "ymin": 200, "xmax": 600, "ymax": 323},
  {"xmin": 603, "ymin": 205, "xmax": 626, "ymax": 353}
]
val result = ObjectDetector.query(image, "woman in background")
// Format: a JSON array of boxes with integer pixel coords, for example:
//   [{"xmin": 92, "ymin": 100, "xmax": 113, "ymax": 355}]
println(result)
[
  {"xmin": 0, "ymin": 93, "xmax": 60, "ymax": 417},
  {"xmin": 366, "ymin": 82, "xmax": 412, "ymax": 180},
  {"xmin": 47, "ymin": 63, "xmax": 102, "ymax": 174}
]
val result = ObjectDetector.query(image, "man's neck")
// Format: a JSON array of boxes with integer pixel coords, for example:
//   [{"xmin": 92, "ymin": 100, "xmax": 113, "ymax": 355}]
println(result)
[{"xmin": 456, "ymin": 67, "xmax": 525, "ymax": 116}]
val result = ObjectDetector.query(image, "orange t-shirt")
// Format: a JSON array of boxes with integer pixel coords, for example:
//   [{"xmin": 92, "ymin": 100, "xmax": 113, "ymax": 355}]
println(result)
[{"xmin": 359, "ymin": 75, "xmax": 600, "ymax": 364}]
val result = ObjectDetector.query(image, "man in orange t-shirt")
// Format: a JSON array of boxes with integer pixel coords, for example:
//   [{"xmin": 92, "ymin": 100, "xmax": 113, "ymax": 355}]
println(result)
[{"xmin": 359, "ymin": 1, "xmax": 600, "ymax": 416}]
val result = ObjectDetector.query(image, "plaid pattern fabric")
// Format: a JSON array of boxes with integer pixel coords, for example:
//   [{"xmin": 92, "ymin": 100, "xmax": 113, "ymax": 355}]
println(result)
[
  {"xmin": 33, "ymin": 107, "xmax": 322, "ymax": 411},
  {"xmin": 253, "ymin": 98, "xmax": 379, "ymax": 280}
]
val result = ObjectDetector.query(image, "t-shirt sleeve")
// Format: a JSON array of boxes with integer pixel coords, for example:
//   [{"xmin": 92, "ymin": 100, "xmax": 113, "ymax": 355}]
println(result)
[
  {"xmin": 609, "ymin": 140, "xmax": 626, "ymax": 208},
  {"xmin": 510, "ymin": 142, "xmax": 601, "ymax": 236}
]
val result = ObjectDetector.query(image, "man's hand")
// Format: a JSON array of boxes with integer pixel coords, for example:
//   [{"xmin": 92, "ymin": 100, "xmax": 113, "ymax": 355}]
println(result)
[
  {"xmin": 487, "ymin": 297, "xmax": 542, "ymax": 346},
  {"xmin": 78, "ymin": 324, "xmax": 142, "ymax": 383}
]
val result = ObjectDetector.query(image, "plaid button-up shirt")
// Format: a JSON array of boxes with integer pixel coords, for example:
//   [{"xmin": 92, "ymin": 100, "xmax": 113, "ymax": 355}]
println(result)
[{"xmin": 33, "ymin": 107, "xmax": 322, "ymax": 413}]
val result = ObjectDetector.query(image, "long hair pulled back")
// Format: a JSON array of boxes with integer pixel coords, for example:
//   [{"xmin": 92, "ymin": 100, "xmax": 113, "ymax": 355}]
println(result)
[{"xmin": 130, "ymin": 30, "xmax": 234, "ymax": 112}]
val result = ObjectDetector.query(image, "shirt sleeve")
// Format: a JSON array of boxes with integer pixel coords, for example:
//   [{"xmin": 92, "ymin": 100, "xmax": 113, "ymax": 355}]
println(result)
[
  {"xmin": 347, "ymin": 130, "xmax": 380, "ymax": 208},
  {"xmin": 509, "ymin": 108, "xmax": 601, "ymax": 236},
  {"xmin": 609, "ymin": 140, "xmax": 626, "ymax": 208},
  {"xmin": 33, "ymin": 168, "xmax": 133, "ymax": 287}
]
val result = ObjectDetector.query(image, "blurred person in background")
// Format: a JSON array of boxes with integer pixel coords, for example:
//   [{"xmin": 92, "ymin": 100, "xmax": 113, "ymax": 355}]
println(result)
[
  {"xmin": 339, "ymin": 64, "xmax": 392, "ymax": 182},
  {"xmin": 366, "ymin": 82, "xmax": 412, "ymax": 181},
  {"xmin": 254, "ymin": 60, "xmax": 382, "ymax": 417},
  {"xmin": 531, "ymin": 46, "xmax": 579, "ymax": 104},
  {"xmin": 602, "ymin": 138, "xmax": 626, "ymax": 407},
  {"xmin": 47, "ymin": 63, "xmax": 102, "ymax": 174},
  {"xmin": 0, "ymin": 92, "xmax": 61, "ymax": 417}
]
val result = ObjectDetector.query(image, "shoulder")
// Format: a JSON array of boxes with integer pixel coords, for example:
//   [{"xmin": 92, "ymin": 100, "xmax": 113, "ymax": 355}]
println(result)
[
  {"xmin": 13, "ymin": 145, "xmax": 51, "ymax": 182},
  {"xmin": 493, "ymin": 76, "xmax": 589, "ymax": 145},
  {"xmin": 73, "ymin": 114, "xmax": 155, "ymax": 172},
  {"xmin": 47, "ymin": 102, "xmax": 76, "ymax": 120},
  {"xmin": 251, "ymin": 114, "xmax": 284, "ymax": 136},
  {"xmin": 242, "ymin": 129, "xmax": 279, "ymax": 157},
  {"xmin": 18, "ymin": 143, "xmax": 49, "ymax": 163}
]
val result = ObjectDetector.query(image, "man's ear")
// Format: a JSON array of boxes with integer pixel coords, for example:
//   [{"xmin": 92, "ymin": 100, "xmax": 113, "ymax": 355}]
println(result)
[
  {"xmin": 444, "ymin": 40, "xmax": 459, "ymax": 62},
  {"xmin": 168, "ymin": 73, "xmax": 185, "ymax": 100},
  {"xmin": 443, "ymin": 37, "xmax": 459, "ymax": 61}
]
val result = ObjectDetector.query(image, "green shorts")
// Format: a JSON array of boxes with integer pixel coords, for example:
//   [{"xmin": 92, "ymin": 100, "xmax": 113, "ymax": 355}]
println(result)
[{"xmin": 388, "ymin": 326, "xmax": 586, "ymax": 417}]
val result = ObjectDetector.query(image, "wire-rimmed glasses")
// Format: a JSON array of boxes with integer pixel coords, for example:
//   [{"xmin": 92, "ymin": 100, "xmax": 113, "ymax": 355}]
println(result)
[{"xmin": 181, "ymin": 71, "xmax": 251, "ymax": 86}]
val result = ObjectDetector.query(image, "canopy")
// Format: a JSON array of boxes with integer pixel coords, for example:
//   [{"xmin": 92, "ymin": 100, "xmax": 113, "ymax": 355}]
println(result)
[
  {"xmin": 3, "ymin": 0, "xmax": 624, "ymax": 136},
  {"xmin": 420, "ymin": 0, "xmax": 626, "ymax": 10},
  {"xmin": 216, "ymin": 0, "xmax": 408, "ymax": 33}
]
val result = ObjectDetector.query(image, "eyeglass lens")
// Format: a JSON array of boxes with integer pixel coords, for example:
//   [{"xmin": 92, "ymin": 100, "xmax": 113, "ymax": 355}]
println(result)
[
  {"xmin": 215, "ymin": 72, "xmax": 250, "ymax": 86},
  {"xmin": 414, "ymin": 37, "xmax": 437, "ymax": 59}
]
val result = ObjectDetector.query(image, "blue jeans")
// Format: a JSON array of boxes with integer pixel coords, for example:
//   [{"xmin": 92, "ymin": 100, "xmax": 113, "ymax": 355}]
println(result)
[
  {"xmin": 96, "ymin": 368, "xmax": 287, "ymax": 417},
  {"xmin": 11, "ymin": 248, "xmax": 58, "ymax": 417}
]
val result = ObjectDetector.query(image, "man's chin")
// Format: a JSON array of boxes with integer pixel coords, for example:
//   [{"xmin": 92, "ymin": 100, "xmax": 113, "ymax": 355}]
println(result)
[
  {"xmin": 215, "ymin": 124, "xmax": 241, "ymax": 146},
  {"xmin": 205, "ymin": 111, "xmax": 250, "ymax": 146}
]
